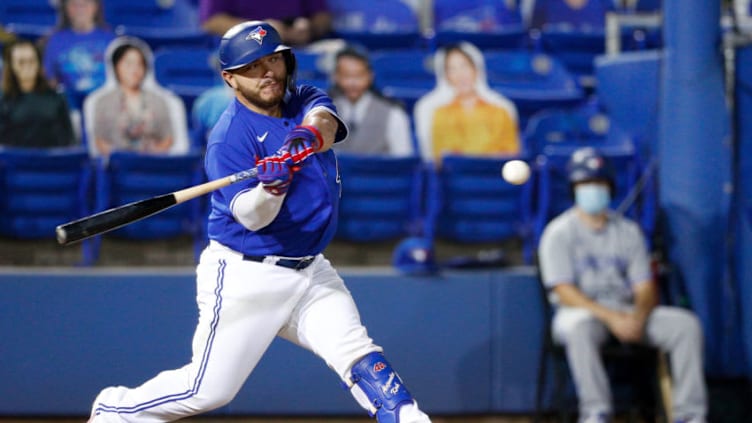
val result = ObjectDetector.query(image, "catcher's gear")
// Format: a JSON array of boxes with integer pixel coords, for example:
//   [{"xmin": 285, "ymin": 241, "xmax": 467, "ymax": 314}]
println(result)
[
  {"xmin": 280, "ymin": 125, "xmax": 323, "ymax": 165},
  {"xmin": 218, "ymin": 20, "xmax": 297, "ymax": 91},
  {"xmin": 255, "ymin": 154, "xmax": 293, "ymax": 196},
  {"xmin": 347, "ymin": 352, "xmax": 415, "ymax": 423}
]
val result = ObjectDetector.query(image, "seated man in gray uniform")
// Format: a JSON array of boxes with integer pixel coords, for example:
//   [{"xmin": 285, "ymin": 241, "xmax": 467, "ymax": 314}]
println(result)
[{"xmin": 538, "ymin": 147, "xmax": 708, "ymax": 423}]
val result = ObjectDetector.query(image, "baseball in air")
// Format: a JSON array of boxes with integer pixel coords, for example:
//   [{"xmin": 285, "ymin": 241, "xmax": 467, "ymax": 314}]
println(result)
[{"xmin": 502, "ymin": 160, "xmax": 530, "ymax": 185}]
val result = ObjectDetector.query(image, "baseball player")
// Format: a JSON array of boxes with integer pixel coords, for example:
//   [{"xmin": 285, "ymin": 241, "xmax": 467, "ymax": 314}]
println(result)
[{"xmin": 88, "ymin": 21, "xmax": 432, "ymax": 423}]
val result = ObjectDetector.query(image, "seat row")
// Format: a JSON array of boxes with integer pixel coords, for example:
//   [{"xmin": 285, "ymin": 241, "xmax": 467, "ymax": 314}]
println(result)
[
  {"xmin": 0, "ymin": 148, "xmax": 205, "ymax": 266},
  {"xmin": 0, "ymin": 140, "xmax": 653, "ymax": 267}
]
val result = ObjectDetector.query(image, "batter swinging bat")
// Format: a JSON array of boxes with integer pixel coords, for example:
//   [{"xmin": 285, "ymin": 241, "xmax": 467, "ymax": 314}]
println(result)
[{"xmin": 55, "ymin": 167, "xmax": 259, "ymax": 245}]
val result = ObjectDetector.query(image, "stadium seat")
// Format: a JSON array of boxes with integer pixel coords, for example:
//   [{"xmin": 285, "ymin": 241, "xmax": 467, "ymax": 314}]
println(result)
[
  {"xmin": 370, "ymin": 49, "xmax": 435, "ymax": 114},
  {"xmin": 484, "ymin": 50, "xmax": 585, "ymax": 128},
  {"xmin": 0, "ymin": 0, "xmax": 57, "ymax": 39},
  {"xmin": 293, "ymin": 50, "xmax": 331, "ymax": 91},
  {"xmin": 88, "ymin": 151, "xmax": 207, "ymax": 264},
  {"xmin": 153, "ymin": 47, "xmax": 222, "ymax": 114},
  {"xmin": 523, "ymin": 99, "xmax": 612, "ymax": 156},
  {"xmin": 432, "ymin": 0, "xmax": 528, "ymax": 50},
  {"xmin": 426, "ymin": 154, "xmax": 534, "ymax": 261},
  {"xmin": 335, "ymin": 153, "xmax": 425, "ymax": 242},
  {"xmin": 327, "ymin": 0, "xmax": 424, "ymax": 50},
  {"xmin": 104, "ymin": 0, "xmax": 213, "ymax": 50},
  {"xmin": 0, "ymin": 147, "xmax": 96, "ymax": 264},
  {"xmin": 631, "ymin": 0, "xmax": 662, "ymax": 12},
  {"xmin": 528, "ymin": 0, "xmax": 616, "ymax": 86}
]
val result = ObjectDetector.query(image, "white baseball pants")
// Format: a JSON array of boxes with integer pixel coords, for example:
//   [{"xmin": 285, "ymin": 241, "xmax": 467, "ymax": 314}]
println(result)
[{"xmin": 90, "ymin": 241, "xmax": 388, "ymax": 422}]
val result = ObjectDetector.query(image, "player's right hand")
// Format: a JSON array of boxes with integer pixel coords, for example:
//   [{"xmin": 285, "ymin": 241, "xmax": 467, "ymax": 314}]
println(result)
[{"xmin": 255, "ymin": 155, "xmax": 294, "ymax": 196}]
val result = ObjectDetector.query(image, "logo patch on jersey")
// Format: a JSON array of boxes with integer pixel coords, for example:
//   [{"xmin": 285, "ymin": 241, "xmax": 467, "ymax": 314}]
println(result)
[
  {"xmin": 246, "ymin": 26, "xmax": 267, "ymax": 45},
  {"xmin": 256, "ymin": 131, "xmax": 269, "ymax": 142},
  {"xmin": 373, "ymin": 362, "xmax": 386, "ymax": 372}
]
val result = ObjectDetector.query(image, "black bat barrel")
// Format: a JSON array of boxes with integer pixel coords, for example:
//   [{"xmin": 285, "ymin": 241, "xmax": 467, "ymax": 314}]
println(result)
[{"xmin": 56, "ymin": 194, "xmax": 177, "ymax": 245}]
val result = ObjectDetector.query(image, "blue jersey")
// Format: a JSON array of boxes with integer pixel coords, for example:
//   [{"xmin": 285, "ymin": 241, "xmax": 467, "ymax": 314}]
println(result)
[
  {"xmin": 205, "ymin": 85, "xmax": 347, "ymax": 256},
  {"xmin": 42, "ymin": 28, "xmax": 116, "ymax": 109}
]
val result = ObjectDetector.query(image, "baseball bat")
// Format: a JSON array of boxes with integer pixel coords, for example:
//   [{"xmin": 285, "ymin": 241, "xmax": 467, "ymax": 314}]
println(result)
[{"xmin": 55, "ymin": 167, "xmax": 258, "ymax": 245}]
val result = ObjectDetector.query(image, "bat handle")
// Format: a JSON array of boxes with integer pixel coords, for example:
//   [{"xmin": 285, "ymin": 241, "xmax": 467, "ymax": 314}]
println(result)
[{"xmin": 229, "ymin": 167, "xmax": 258, "ymax": 183}]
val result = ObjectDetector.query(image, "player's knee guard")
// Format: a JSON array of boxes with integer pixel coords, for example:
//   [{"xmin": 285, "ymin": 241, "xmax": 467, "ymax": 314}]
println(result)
[{"xmin": 346, "ymin": 352, "xmax": 415, "ymax": 423}]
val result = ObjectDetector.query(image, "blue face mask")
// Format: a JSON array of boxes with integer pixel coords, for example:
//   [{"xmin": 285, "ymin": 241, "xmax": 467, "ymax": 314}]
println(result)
[{"xmin": 574, "ymin": 184, "xmax": 611, "ymax": 215}]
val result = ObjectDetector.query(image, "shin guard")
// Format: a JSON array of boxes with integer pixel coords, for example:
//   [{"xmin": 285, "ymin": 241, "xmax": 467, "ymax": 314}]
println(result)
[{"xmin": 347, "ymin": 352, "xmax": 414, "ymax": 423}]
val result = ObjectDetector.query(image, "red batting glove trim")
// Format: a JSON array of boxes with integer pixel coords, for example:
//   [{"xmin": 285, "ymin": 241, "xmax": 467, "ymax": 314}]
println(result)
[{"xmin": 298, "ymin": 125, "xmax": 324, "ymax": 152}]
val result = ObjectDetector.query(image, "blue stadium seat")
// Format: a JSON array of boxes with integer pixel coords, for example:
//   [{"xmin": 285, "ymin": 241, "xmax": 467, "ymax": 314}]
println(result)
[
  {"xmin": 432, "ymin": 0, "xmax": 528, "ymax": 50},
  {"xmin": 370, "ymin": 49, "xmax": 435, "ymax": 114},
  {"xmin": 0, "ymin": 0, "xmax": 57, "ymax": 39},
  {"xmin": 104, "ymin": 0, "xmax": 213, "ymax": 50},
  {"xmin": 0, "ymin": 147, "xmax": 96, "ymax": 264},
  {"xmin": 632, "ymin": 0, "xmax": 662, "ymax": 12},
  {"xmin": 426, "ymin": 154, "xmax": 534, "ymax": 261},
  {"xmin": 293, "ymin": 50, "xmax": 330, "ymax": 91},
  {"xmin": 537, "ymin": 29, "xmax": 605, "ymax": 83},
  {"xmin": 523, "ymin": 99, "xmax": 612, "ymax": 156},
  {"xmin": 532, "ymin": 143, "xmax": 639, "ymax": 248},
  {"xmin": 153, "ymin": 47, "xmax": 222, "ymax": 114},
  {"xmin": 90, "ymin": 151, "xmax": 207, "ymax": 263},
  {"xmin": 336, "ymin": 153, "xmax": 425, "ymax": 242},
  {"xmin": 484, "ymin": 50, "xmax": 585, "ymax": 127},
  {"xmin": 529, "ymin": 0, "xmax": 615, "ymax": 86},
  {"xmin": 530, "ymin": 0, "xmax": 613, "ymax": 29},
  {"xmin": 327, "ymin": 0, "xmax": 423, "ymax": 50}
]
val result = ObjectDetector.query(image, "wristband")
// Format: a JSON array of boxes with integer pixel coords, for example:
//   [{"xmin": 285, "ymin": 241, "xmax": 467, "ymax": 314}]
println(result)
[{"xmin": 298, "ymin": 125, "xmax": 324, "ymax": 152}]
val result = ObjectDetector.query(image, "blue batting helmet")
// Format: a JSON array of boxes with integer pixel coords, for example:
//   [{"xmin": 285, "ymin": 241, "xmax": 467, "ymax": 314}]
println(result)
[
  {"xmin": 567, "ymin": 147, "xmax": 613, "ymax": 185},
  {"xmin": 392, "ymin": 237, "xmax": 439, "ymax": 276},
  {"xmin": 218, "ymin": 21, "xmax": 297, "ymax": 89}
]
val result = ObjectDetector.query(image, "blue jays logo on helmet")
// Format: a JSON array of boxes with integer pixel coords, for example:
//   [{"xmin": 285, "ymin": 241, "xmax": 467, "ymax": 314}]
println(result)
[
  {"xmin": 246, "ymin": 26, "xmax": 268, "ymax": 45},
  {"xmin": 567, "ymin": 147, "xmax": 613, "ymax": 184},
  {"xmin": 218, "ymin": 21, "xmax": 293, "ymax": 72},
  {"xmin": 218, "ymin": 20, "xmax": 298, "ymax": 90}
]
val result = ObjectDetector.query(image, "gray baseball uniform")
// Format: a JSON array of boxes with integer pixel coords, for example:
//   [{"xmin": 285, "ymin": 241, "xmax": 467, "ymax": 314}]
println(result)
[{"xmin": 539, "ymin": 208, "xmax": 707, "ymax": 421}]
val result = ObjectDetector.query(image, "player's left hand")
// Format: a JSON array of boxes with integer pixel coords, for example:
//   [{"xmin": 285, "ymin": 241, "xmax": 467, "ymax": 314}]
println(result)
[
  {"xmin": 255, "ymin": 155, "xmax": 294, "ymax": 196},
  {"xmin": 279, "ymin": 125, "xmax": 323, "ymax": 166}
]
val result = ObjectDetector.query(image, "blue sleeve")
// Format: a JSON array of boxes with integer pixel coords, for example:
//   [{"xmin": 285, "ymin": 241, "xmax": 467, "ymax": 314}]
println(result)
[
  {"xmin": 296, "ymin": 85, "xmax": 349, "ymax": 142},
  {"xmin": 204, "ymin": 119, "xmax": 263, "ymax": 208},
  {"xmin": 297, "ymin": 85, "xmax": 335, "ymax": 115}
]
